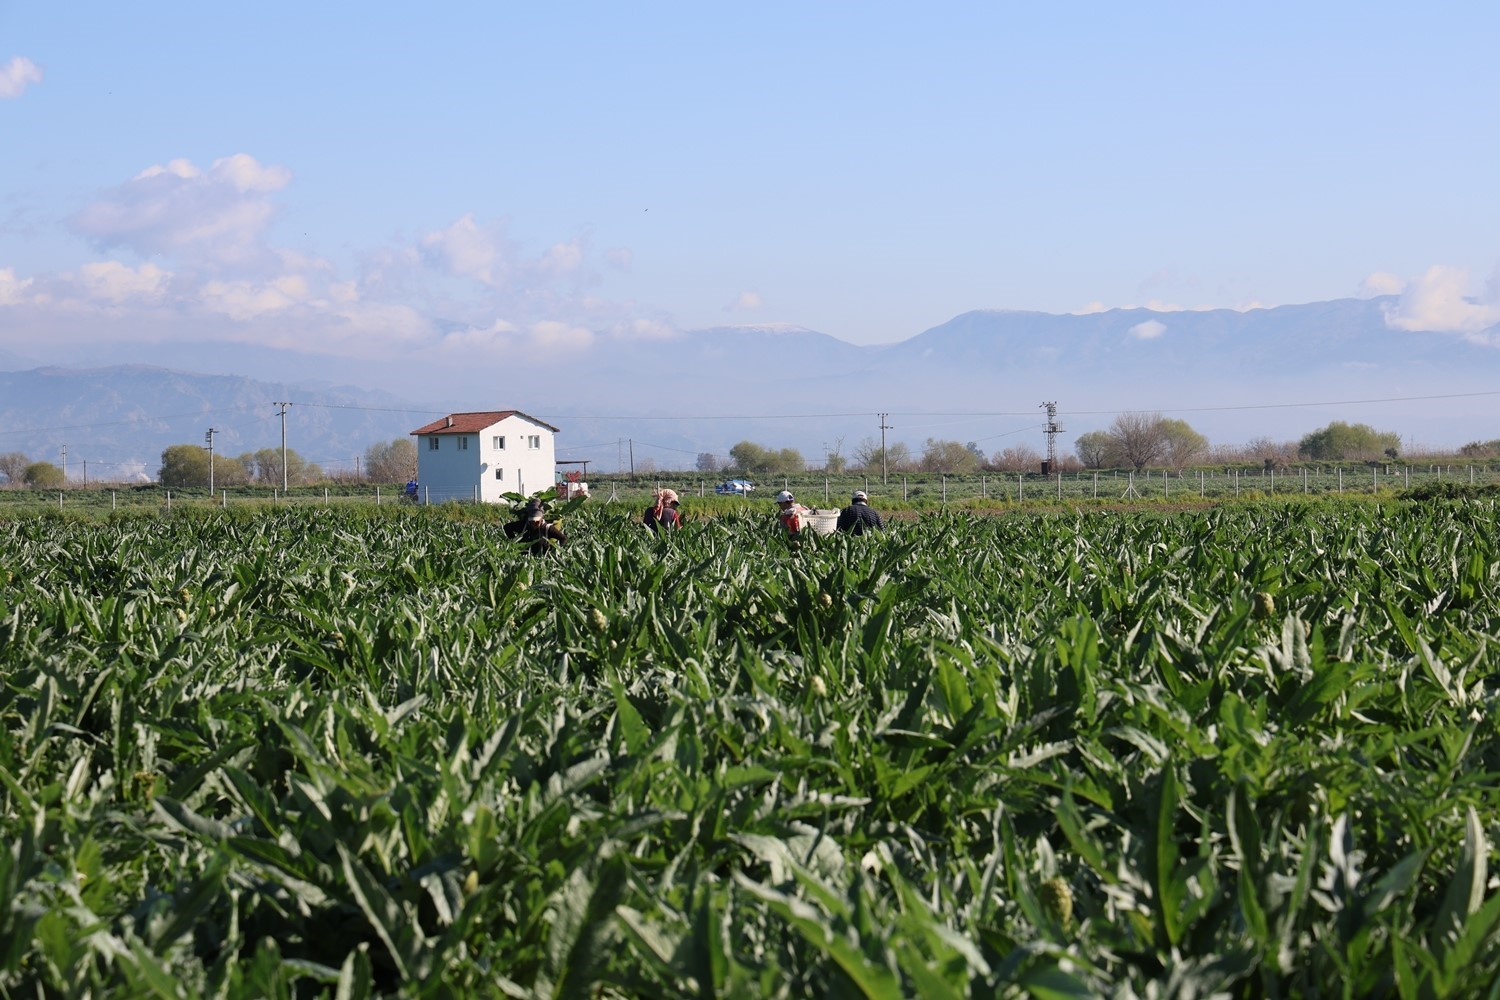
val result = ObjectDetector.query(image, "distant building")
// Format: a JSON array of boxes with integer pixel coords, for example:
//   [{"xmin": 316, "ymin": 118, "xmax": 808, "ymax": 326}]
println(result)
[{"xmin": 409, "ymin": 410, "xmax": 560, "ymax": 503}]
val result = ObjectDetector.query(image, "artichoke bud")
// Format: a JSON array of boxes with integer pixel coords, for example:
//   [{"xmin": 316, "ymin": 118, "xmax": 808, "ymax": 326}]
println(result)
[{"xmin": 1039, "ymin": 876, "xmax": 1073, "ymax": 927}]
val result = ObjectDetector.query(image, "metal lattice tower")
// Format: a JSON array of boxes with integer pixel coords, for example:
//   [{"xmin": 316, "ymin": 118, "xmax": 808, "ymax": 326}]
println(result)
[{"xmin": 1040, "ymin": 401, "xmax": 1061, "ymax": 471}]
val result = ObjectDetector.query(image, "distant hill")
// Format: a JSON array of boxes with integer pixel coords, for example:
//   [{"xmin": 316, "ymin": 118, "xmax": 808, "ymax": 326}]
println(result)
[
  {"xmin": 2, "ymin": 297, "xmax": 1496, "ymax": 480},
  {"xmin": 0, "ymin": 366, "xmax": 436, "ymax": 483}
]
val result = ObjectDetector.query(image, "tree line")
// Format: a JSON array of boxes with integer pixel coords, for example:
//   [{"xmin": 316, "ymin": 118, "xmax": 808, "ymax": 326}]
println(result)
[
  {"xmin": 0, "ymin": 439, "xmax": 418, "ymax": 489},
  {"xmin": 3, "ymin": 421, "xmax": 1492, "ymax": 488},
  {"xmin": 695, "ymin": 418, "xmax": 1473, "ymax": 478}
]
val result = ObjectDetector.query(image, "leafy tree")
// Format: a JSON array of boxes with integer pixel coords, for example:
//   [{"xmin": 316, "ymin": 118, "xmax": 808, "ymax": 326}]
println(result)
[
  {"xmin": 1158, "ymin": 418, "xmax": 1208, "ymax": 471},
  {"xmin": 695, "ymin": 452, "xmax": 720, "ymax": 472},
  {"xmin": 728, "ymin": 441, "xmax": 770, "ymax": 472},
  {"xmin": 727, "ymin": 441, "xmax": 803, "ymax": 475},
  {"xmin": 365, "ymin": 438, "xmax": 417, "ymax": 483},
  {"xmin": 21, "ymin": 461, "xmax": 64, "ymax": 488},
  {"xmin": 1073, "ymin": 431, "xmax": 1114, "ymax": 469},
  {"xmin": 159, "ymin": 445, "xmax": 210, "ymax": 487},
  {"xmin": 920, "ymin": 438, "xmax": 979, "ymax": 473},
  {"xmin": 0, "ymin": 451, "xmax": 28, "ymax": 484},
  {"xmin": 1297, "ymin": 422, "xmax": 1401, "ymax": 461}
]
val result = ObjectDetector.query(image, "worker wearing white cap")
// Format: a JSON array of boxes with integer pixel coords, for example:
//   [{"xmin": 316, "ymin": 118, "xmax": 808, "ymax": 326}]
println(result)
[
  {"xmin": 775, "ymin": 489, "xmax": 811, "ymax": 535},
  {"xmin": 837, "ymin": 490, "xmax": 884, "ymax": 534}
]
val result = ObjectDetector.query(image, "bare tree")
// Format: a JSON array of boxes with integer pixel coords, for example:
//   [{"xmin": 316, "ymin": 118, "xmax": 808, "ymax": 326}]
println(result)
[
  {"xmin": 0, "ymin": 451, "xmax": 28, "ymax": 485},
  {"xmin": 988, "ymin": 444, "xmax": 1042, "ymax": 472},
  {"xmin": 365, "ymin": 438, "xmax": 417, "ymax": 483},
  {"xmin": 1109, "ymin": 412, "xmax": 1168, "ymax": 471}
]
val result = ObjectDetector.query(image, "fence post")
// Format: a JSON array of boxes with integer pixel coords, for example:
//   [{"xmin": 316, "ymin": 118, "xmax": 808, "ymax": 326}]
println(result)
[
  {"xmin": 166, "ymin": 491, "xmax": 171, "ymax": 511},
  {"xmin": 1057, "ymin": 472, "xmax": 1061, "ymax": 500},
  {"xmin": 981, "ymin": 475, "xmax": 986, "ymax": 499},
  {"xmin": 1338, "ymin": 468, "xmax": 1343, "ymax": 493},
  {"xmin": 112, "ymin": 490, "xmax": 117, "ymax": 511},
  {"xmin": 1093, "ymin": 472, "xmax": 1098, "ymax": 498},
  {"xmin": 942, "ymin": 475, "xmax": 947, "ymax": 504},
  {"xmin": 222, "ymin": 489, "xmax": 227, "ymax": 507},
  {"xmin": 1017, "ymin": 474, "xmax": 1023, "ymax": 501},
  {"xmin": 824, "ymin": 476, "xmax": 829, "ymax": 505}
]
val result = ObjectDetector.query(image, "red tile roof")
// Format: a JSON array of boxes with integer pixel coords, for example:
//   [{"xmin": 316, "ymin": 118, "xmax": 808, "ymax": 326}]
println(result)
[{"xmin": 409, "ymin": 410, "xmax": 561, "ymax": 435}]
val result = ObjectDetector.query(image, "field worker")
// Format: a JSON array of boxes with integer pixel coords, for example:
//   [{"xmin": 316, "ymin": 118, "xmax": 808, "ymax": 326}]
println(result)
[
  {"xmin": 504, "ymin": 498, "xmax": 567, "ymax": 555},
  {"xmin": 836, "ymin": 490, "xmax": 885, "ymax": 535},
  {"xmin": 404, "ymin": 478, "xmax": 419, "ymax": 502},
  {"xmin": 775, "ymin": 489, "xmax": 811, "ymax": 535},
  {"xmin": 643, "ymin": 488, "xmax": 682, "ymax": 532}
]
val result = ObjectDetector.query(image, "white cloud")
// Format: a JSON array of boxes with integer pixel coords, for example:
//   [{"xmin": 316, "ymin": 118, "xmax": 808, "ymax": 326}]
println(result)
[
  {"xmin": 611, "ymin": 318, "xmax": 678, "ymax": 341},
  {"xmin": 1073, "ymin": 301, "xmax": 1109, "ymax": 315},
  {"xmin": 1382, "ymin": 265, "xmax": 1500, "ymax": 336},
  {"xmin": 0, "ymin": 268, "xmax": 36, "ymax": 305},
  {"xmin": 212, "ymin": 153, "xmax": 292, "ymax": 192},
  {"xmin": 538, "ymin": 240, "xmax": 584, "ymax": 276},
  {"xmin": 606, "ymin": 247, "xmax": 633, "ymax": 271},
  {"xmin": 0, "ymin": 56, "xmax": 42, "ymax": 99},
  {"xmin": 437, "ymin": 317, "xmax": 593, "ymax": 357},
  {"xmin": 421, "ymin": 214, "xmax": 509, "ymax": 285},
  {"xmin": 199, "ymin": 276, "xmax": 310, "ymax": 320},
  {"xmin": 77, "ymin": 261, "xmax": 170, "ymax": 303},
  {"xmin": 1359, "ymin": 272, "xmax": 1404, "ymax": 297},
  {"xmin": 70, "ymin": 154, "xmax": 291, "ymax": 269},
  {"xmin": 1128, "ymin": 319, "xmax": 1166, "ymax": 340},
  {"xmin": 528, "ymin": 320, "xmax": 594, "ymax": 351},
  {"xmin": 728, "ymin": 291, "xmax": 763, "ymax": 312}
]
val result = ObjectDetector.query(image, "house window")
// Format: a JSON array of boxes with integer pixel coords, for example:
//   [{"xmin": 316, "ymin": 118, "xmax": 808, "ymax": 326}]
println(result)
[
  {"xmin": 493, "ymin": 435, "xmax": 506, "ymax": 450},
  {"xmin": 458, "ymin": 436, "xmax": 469, "ymax": 451},
  {"xmin": 527, "ymin": 435, "xmax": 541, "ymax": 450},
  {"xmin": 427, "ymin": 437, "xmax": 439, "ymax": 451},
  {"xmin": 494, "ymin": 469, "xmax": 504, "ymax": 480}
]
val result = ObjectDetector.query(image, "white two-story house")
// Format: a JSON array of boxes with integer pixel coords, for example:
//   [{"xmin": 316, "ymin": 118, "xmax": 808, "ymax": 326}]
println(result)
[{"xmin": 410, "ymin": 410, "xmax": 560, "ymax": 503}]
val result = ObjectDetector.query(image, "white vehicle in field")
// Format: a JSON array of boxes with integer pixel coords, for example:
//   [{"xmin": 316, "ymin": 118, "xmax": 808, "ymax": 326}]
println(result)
[{"xmin": 714, "ymin": 479, "xmax": 756, "ymax": 495}]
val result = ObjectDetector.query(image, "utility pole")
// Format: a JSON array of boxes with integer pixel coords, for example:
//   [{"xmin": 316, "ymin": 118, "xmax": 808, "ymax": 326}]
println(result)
[
  {"xmin": 629, "ymin": 439, "xmax": 635, "ymax": 479},
  {"xmin": 273, "ymin": 402, "xmax": 291, "ymax": 491},
  {"xmin": 878, "ymin": 413, "xmax": 893, "ymax": 485},
  {"xmin": 60, "ymin": 445, "xmax": 67, "ymax": 486},
  {"xmin": 205, "ymin": 427, "xmax": 217, "ymax": 492}
]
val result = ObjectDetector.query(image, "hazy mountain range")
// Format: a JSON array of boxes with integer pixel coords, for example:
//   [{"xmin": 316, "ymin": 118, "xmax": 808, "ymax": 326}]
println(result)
[{"xmin": 2, "ymin": 296, "xmax": 1497, "ymax": 481}]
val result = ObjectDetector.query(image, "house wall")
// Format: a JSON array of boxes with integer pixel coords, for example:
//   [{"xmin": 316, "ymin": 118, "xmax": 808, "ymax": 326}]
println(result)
[
  {"xmin": 477, "ymin": 414, "xmax": 555, "ymax": 503},
  {"xmin": 414, "ymin": 414, "xmax": 556, "ymax": 503}
]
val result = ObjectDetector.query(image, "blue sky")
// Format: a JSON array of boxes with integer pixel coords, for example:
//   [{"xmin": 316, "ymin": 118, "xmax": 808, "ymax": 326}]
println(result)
[{"xmin": 2, "ymin": 1, "xmax": 1498, "ymax": 364}]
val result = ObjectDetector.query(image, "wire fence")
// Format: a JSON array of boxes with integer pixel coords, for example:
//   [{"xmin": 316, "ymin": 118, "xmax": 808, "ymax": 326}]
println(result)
[{"xmin": 2, "ymin": 462, "xmax": 1497, "ymax": 514}]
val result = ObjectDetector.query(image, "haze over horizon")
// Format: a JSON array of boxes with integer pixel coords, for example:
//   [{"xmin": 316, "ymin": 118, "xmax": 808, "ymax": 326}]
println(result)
[{"xmin": 2, "ymin": 2, "xmax": 1498, "ymax": 459}]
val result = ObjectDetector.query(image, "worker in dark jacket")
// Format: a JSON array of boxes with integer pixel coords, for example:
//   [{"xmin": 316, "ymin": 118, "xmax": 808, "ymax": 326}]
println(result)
[
  {"xmin": 836, "ymin": 490, "xmax": 884, "ymax": 534},
  {"xmin": 504, "ymin": 499, "xmax": 567, "ymax": 555}
]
